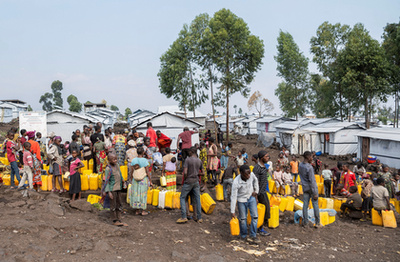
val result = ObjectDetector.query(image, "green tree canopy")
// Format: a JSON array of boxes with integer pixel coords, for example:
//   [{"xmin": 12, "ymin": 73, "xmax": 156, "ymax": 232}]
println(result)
[
  {"xmin": 337, "ymin": 23, "xmax": 390, "ymax": 128},
  {"xmin": 51, "ymin": 80, "xmax": 63, "ymax": 108},
  {"xmin": 308, "ymin": 74, "xmax": 338, "ymax": 118},
  {"xmin": 67, "ymin": 94, "xmax": 82, "ymax": 113},
  {"xmin": 27, "ymin": 105, "xmax": 33, "ymax": 111},
  {"xmin": 110, "ymin": 105, "xmax": 119, "ymax": 112},
  {"xmin": 274, "ymin": 31, "xmax": 309, "ymax": 120},
  {"xmin": 39, "ymin": 92, "xmax": 53, "ymax": 111},
  {"xmin": 125, "ymin": 107, "xmax": 132, "ymax": 119}
]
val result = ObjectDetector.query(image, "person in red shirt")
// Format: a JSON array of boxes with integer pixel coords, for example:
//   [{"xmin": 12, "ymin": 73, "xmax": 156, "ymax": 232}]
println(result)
[
  {"xmin": 339, "ymin": 163, "xmax": 356, "ymax": 190},
  {"xmin": 6, "ymin": 131, "xmax": 21, "ymax": 188},
  {"xmin": 156, "ymin": 130, "xmax": 172, "ymax": 154},
  {"xmin": 177, "ymin": 127, "xmax": 198, "ymax": 163},
  {"xmin": 145, "ymin": 122, "xmax": 157, "ymax": 154}
]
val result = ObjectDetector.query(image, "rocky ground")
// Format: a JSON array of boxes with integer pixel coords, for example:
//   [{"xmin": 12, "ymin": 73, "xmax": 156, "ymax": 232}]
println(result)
[{"xmin": 0, "ymin": 184, "xmax": 400, "ymax": 262}]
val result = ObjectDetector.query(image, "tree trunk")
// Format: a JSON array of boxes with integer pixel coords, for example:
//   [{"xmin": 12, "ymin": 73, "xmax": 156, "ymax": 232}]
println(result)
[
  {"xmin": 183, "ymin": 103, "xmax": 187, "ymax": 119},
  {"xmin": 226, "ymin": 86, "xmax": 230, "ymax": 142},
  {"xmin": 365, "ymin": 95, "xmax": 370, "ymax": 129},
  {"xmin": 395, "ymin": 90, "xmax": 399, "ymax": 128},
  {"xmin": 295, "ymin": 85, "xmax": 298, "ymax": 121},
  {"xmin": 189, "ymin": 68, "xmax": 196, "ymax": 119},
  {"xmin": 339, "ymin": 84, "xmax": 343, "ymax": 121},
  {"xmin": 209, "ymin": 68, "xmax": 218, "ymax": 142}
]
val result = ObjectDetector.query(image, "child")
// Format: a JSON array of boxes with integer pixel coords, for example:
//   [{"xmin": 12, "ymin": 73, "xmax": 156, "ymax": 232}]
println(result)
[
  {"xmin": 242, "ymin": 148, "xmax": 248, "ymax": 162},
  {"xmin": 371, "ymin": 177, "xmax": 390, "ymax": 212},
  {"xmin": 18, "ymin": 142, "xmax": 34, "ymax": 191},
  {"xmin": 230, "ymin": 165, "xmax": 260, "ymax": 243},
  {"xmin": 360, "ymin": 174, "xmax": 373, "ymax": 222},
  {"xmin": 221, "ymin": 143, "xmax": 228, "ymax": 170},
  {"xmin": 378, "ymin": 164, "xmax": 394, "ymax": 198},
  {"xmin": 162, "ymin": 147, "xmax": 177, "ymax": 191},
  {"xmin": 290, "ymin": 155, "xmax": 299, "ymax": 182},
  {"xmin": 393, "ymin": 171, "xmax": 400, "ymax": 201},
  {"xmin": 235, "ymin": 151, "xmax": 246, "ymax": 168},
  {"xmin": 321, "ymin": 164, "xmax": 332, "ymax": 197},
  {"xmin": 340, "ymin": 186, "xmax": 362, "ymax": 217},
  {"xmin": 5, "ymin": 131, "xmax": 21, "ymax": 188},
  {"xmin": 353, "ymin": 162, "xmax": 366, "ymax": 183},
  {"xmin": 282, "ymin": 166, "xmax": 298, "ymax": 197},
  {"xmin": 273, "ymin": 165, "xmax": 284, "ymax": 195},
  {"xmin": 102, "ymin": 153, "xmax": 128, "ymax": 227},
  {"xmin": 277, "ymin": 152, "xmax": 288, "ymax": 168},
  {"xmin": 68, "ymin": 149, "xmax": 84, "ymax": 201},
  {"xmin": 199, "ymin": 142, "xmax": 208, "ymax": 187},
  {"xmin": 221, "ymin": 163, "xmax": 238, "ymax": 201}
]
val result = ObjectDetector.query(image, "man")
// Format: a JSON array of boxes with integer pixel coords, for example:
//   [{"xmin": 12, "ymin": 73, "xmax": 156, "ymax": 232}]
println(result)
[
  {"xmin": 156, "ymin": 130, "xmax": 172, "ymax": 154},
  {"xmin": 221, "ymin": 163, "xmax": 238, "ymax": 201},
  {"xmin": 90, "ymin": 126, "xmax": 104, "ymax": 173},
  {"xmin": 299, "ymin": 151, "xmax": 321, "ymax": 228},
  {"xmin": 252, "ymin": 150, "xmax": 271, "ymax": 236},
  {"xmin": 146, "ymin": 122, "xmax": 157, "ymax": 154},
  {"xmin": 371, "ymin": 177, "xmax": 391, "ymax": 211},
  {"xmin": 177, "ymin": 127, "xmax": 198, "ymax": 163},
  {"xmin": 177, "ymin": 147, "xmax": 203, "ymax": 224},
  {"xmin": 5, "ymin": 131, "xmax": 21, "ymax": 188},
  {"xmin": 231, "ymin": 165, "xmax": 260, "ymax": 243},
  {"xmin": 217, "ymin": 128, "xmax": 224, "ymax": 146}
]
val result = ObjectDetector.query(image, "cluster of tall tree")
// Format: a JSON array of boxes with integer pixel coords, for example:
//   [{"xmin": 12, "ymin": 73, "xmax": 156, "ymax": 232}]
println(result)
[
  {"xmin": 275, "ymin": 21, "xmax": 400, "ymax": 128},
  {"xmin": 158, "ymin": 9, "xmax": 265, "ymax": 140}
]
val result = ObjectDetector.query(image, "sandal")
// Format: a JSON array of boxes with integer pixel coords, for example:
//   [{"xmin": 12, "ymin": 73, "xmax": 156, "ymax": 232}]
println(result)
[{"xmin": 141, "ymin": 211, "xmax": 149, "ymax": 216}]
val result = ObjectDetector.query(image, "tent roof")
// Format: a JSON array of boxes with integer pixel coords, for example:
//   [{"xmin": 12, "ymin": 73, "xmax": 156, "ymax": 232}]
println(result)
[
  {"xmin": 356, "ymin": 127, "xmax": 400, "ymax": 142},
  {"xmin": 242, "ymin": 116, "xmax": 260, "ymax": 123},
  {"xmin": 47, "ymin": 110, "xmax": 98, "ymax": 123},
  {"xmin": 255, "ymin": 116, "xmax": 291, "ymax": 123},
  {"xmin": 158, "ymin": 105, "xmax": 206, "ymax": 118},
  {"xmin": 132, "ymin": 111, "xmax": 203, "ymax": 129},
  {"xmin": 302, "ymin": 121, "xmax": 365, "ymax": 133}
]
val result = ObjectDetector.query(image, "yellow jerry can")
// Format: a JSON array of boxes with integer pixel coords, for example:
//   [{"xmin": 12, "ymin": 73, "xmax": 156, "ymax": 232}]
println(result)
[
  {"xmin": 120, "ymin": 165, "xmax": 128, "ymax": 181},
  {"xmin": 200, "ymin": 193, "xmax": 216, "ymax": 215},
  {"xmin": 357, "ymin": 185, "xmax": 362, "ymax": 194},
  {"xmin": 172, "ymin": 192, "xmax": 181, "ymax": 209},
  {"xmin": 326, "ymin": 198, "xmax": 334, "ymax": 209},
  {"xmin": 372, "ymin": 208, "xmax": 383, "ymax": 226},
  {"xmin": 165, "ymin": 191, "xmax": 174, "ymax": 209},
  {"xmin": 215, "ymin": 184, "xmax": 224, "ymax": 201},
  {"xmin": 317, "ymin": 183, "xmax": 324, "ymax": 195},
  {"xmin": 320, "ymin": 212, "xmax": 329, "ymax": 226},
  {"xmin": 230, "ymin": 217, "xmax": 240, "ymax": 236},
  {"xmin": 246, "ymin": 203, "xmax": 265, "ymax": 228},
  {"xmin": 152, "ymin": 188, "xmax": 160, "ymax": 206},
  {"xmin": 47, "ymin": 175, "xmax": 53, "ymax": 190},
  {"xmin": 333, "ymin": 198, "xmax": 343, "ymax": 212},
  {"xmin": 285, "ymin": 184, "xmax": 291, "ymax": 195},
  {"xmin": 3, "ymin": 174, "xmax": 10, "ymax": 186},
  {"xmin": 270, "ymin": 195, "xmax": 281, "ymax": 207},
  {"xmin": 382, "ymin": 210, "xmax": 397, "ymax": 228},
  {"xmin": 268, "ymin": 205, "xmax": 279, "ymax": 228},
  {"xmin": 249, "ymin": 165, "xmax": 254, "ymax": 172},
  {"xmin": 298, "ymin": 184, "xmax": 303, "ymax": 194},
  {"xmin": 294, "ymin": 199, "xmax": 303, "ymax": 211},
  {"xmin": 127, "ymin": 184, "xmax": 131, "ymax": 204},
  {"xmin": 268, "ymin": 180, "xmax": 276, "ymax": 194},
  {"xmin": 89, "ymin": 173, "xmax": 99, "ymax": 191},
  {"xmin": 98, "ymin": 174, "xmax": 103, "ymax": 189},
  {"xmin": 315, "ymin": 175, "xmax": 321, "ymax": 183},
  {"xmin": 80, "ymin": 173, "xmax": 89, "ymax": 191},
  {"xmin": 394, "ymin": 200, "xmax": 400, "ymax": 214},
  {"xmin": 64, "ymin": 181, "xmax": 70, "ymax": 191},
  {"xmin": 328, "ymin": 214, "xmax": 336, "ymax": 224},
  {"xmin": 87, "ymin": 194, "xmax": 102, "ymax": 205},
  {"xmin": 319, "ymin": 198, "xmax": 327, "ymax": 209},
  {"xmin": 286, "ymin": 196, "xmax": 295, "ymax": 212},
  {"xmin": 160, "ymin": 176, "xmax": 167, "ymax": 187},
  {"xmin": 41, "ymin": 174, "xmax": 48, "ymax": 191},
  {"xmin": 147, "ymin": 189, "xmax": 153, "ymax": 205},
  {"xmin": 279, "ymin": 197, "xmax": 288, "ymax": 212}
]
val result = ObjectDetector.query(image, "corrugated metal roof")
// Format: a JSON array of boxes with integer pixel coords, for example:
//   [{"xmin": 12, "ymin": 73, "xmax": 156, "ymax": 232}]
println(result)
[
  {"xmin": 356, "ymin": 127, "xmax": 400, "ymax": 142},
  {"xmin": 276, "ymin": 119, "xmax": 311, "ymax": 130},
  {"xmin": 158, "ymin": 105, "xmax": 206, "ymax": 118},
  {"xmin": 255, "ymin": 116, "xmax": 284, "ymax": 123},
  {"xmin": 303, "ymin": 121, "xmax": 365, "ymax": 133}
]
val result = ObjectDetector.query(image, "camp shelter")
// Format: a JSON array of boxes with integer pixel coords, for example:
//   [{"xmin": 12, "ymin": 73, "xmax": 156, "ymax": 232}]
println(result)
[
  {"xmin": 0, "ymin": 99, "xmax": 28, "ymax": 123},
  {"xmin": 47, "ymin": 110, "xmax": 97, "ymax": 142},
  {"xmin": 356, "ymin": 127, "xmax": 400, "ymax": 168},
  {"xmin": 85, "ymin": 108, "xmax": 121, "ymax": 130},
  {"xmin": 132, "ymin": 112, "xmax": 203, "ymax": 150},
  {"xmin": 240, "ymin": 116, "xmax": 260, "ymax": 135},
  {"xmin": 128, "ymin": 109, "xmax": 156, "ymax": 126},
  {"xmin": 302, "ymin": 122, "xmax": 365, "ymax": 155},
  {"xmin": 256, "ymin": 116, "xmax": 292, "ymax": 134},
  {"xmin": 158, "ymin": 105, "xmax": 206, "ymax": 126}
]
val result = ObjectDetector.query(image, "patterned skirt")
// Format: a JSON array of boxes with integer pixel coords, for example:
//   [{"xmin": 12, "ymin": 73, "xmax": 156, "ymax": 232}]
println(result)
[
  {"xmin": 32, "ymin": 155, "xmax": 42, "ymax": 185},
  {"xmin": 129, "ymin": 176, "xmax": 148, "ymax": 210},
  {"xmin": 166, "ymin": 171, "xmax": 176, "ymax": 191},
  {"xmin": 115, "ymin": 143, "xmax": 126, "ymax": 166}
]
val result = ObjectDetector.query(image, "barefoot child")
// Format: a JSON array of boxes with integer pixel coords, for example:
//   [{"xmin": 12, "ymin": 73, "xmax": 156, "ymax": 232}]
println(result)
[
  {"xmin": 102, "ymin": 153, "xmax": 128, "ymax": 226},
  {"xmin": 283, "ymin": 166, "xmax": 298, "ymax": 197},
  {"xmin": 273, "ymin": 165, "xmax": 284, "ymax": 195},
  {"xmin": 68, "ymin": 149, "xmax": 84, "ymax": 201},
  {"xmin": 18, "ymin": 142, "xmax": 34, "ymax": 191},
  {"xmin": 340, "ymin": 186, "xmax": 362, "ymax": 217},
  {"xmin": 321, "ymin": 164, "xmax": 332, "ymax": 197},
  {"xmin": 360, "ymin": 174, "xmax": 373, "ymax": 222}
]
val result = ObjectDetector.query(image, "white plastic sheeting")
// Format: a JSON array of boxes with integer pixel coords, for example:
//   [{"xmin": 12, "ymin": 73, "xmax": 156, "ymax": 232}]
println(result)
[
  {"xmin": 258, "ymin": 132, "xmax": 276, "ymax": 147},
  {"xmin": 290, "ymin": 130, "xmax": 321, "ymax": 155},
  {"xmin": 325, "ymin": 129, "xmax": 361, "ymax": 155}
]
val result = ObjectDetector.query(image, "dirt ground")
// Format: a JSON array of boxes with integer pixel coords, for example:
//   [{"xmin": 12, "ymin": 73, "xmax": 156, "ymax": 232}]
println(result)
[{"xmin": 1, "ymin": 124, "xmax": 400, "ymax": 261}]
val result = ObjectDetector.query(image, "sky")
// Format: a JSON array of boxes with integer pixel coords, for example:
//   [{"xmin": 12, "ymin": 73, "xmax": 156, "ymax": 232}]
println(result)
[{"xmin": 0, "ymin": 0, "xmax": 399, "ymax": 116}]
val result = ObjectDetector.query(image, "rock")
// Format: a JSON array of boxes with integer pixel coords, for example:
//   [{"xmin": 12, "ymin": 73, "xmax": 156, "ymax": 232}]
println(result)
[
  {"xmin": 28, "ymin": 191, "xmax": 44, "ymax": 200},
  {"xmin": 40, "ymin": 227, "xmax": 59, "ymax": 240},
  {"xmin": 199, "ymin": 254, "xmax": 225, "ymax": 262},
  {"xmin": 69, "ymin": 199, "xmax": 93, "ymax": 212},
  {"xmin": 7, "ymin": 200, "xmax": 26, "ymax": 208},
  {"xmin": 94, "ymin": 240, "xmax": 111, "ymax": 252},
  {"xmin": 46, "ymin": 199, "xmax": 65, "ymax": 216},
  {"xmin": 171, "ymin": 250, "xmax": 192, "ymax": 261}
]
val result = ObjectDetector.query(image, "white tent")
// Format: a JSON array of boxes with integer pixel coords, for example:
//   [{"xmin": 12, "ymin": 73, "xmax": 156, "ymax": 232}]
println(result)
[
  {"xmin": 158, "ymin": 105, "xmax": 206, "ymax": 126},
  {"xmin": 302, "ymin": 122, "xmax": 365, "ymax": 155},
  {"xmin": 132, "ymin": 112, "xmax": 203, "ymax": 150},
  {"xmin": 256, "ymin": 116, "xmax": 292, "ymax": 134},
  {"xmin": 356, "ymin": 127, "xmax": 400, "ymax": 169}
]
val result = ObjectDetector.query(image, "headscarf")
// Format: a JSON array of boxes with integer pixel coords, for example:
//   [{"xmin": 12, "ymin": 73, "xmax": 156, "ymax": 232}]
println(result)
[
  {"xmin": 26, "ymin": 131, "xmax": 36, "ymax": 139},
  {"xmin": 128, "ymin": 140, "xmax": 136, "ymax": 147},
  {"xmin": 54, "ymin": 136, "xmax": 62, "ymax": 142}
]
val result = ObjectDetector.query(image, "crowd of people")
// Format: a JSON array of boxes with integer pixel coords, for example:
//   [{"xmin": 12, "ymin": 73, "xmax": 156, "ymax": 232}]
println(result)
[{"xmin": 1, "ymin": 124, "xmax": 399, "ymax": 240}]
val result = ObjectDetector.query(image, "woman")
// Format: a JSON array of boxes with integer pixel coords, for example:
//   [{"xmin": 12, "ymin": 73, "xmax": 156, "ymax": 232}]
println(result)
[
  {"xmin": 27, "ymin": 131, "xmax": 42, "ymax": 191},
  {"xmin": 81, "ymin": 126, "xmax": 92, "ymax": 161},
  {"xmin": 207, "ymin": 137, "xmax": 219, "ymax": 184},
  {"xmin": 113, "ymin": 130, "xmax": 127, "ymax": 166},
  {"xmin": 94, "ymin": 135, "xmax": 107, "ymax": 177},
  {"xmin": 104, "ymin": 130, "xmax": 113, "ymax": 151},
  {"xmin": 129, "ymin": 147, "xmax": 152, "ymax": 216},
  {"xmin": 162, "ymin": 147, "xmax": 177, "ymax": 191},
  {"xmin": 142, "ymin": 137, "xmax": 153, "ymax": 168},
  {"xmin": 68, "ymin": 149, "xmax": 84, "ymax": 201}
]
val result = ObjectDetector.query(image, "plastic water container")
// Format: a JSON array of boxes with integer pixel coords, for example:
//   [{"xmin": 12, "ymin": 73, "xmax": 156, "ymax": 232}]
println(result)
[
  {"xmin": 326, "ymin": 198, "xmax": 334, "ymax": 209},
  {"xmin": 87, "ymin": 194, "xmax": 102, "ymax": 205},
  {"xmin": 279, "ymin": 197, "xmax": 288, "ymax": 212},
  {"xmin": 285, "ymin": 184, "xmax": 291, "ymax": 195},
  {"xmin": 152, "ymin": 188, "xmax": 160, "ymax": 206},
  {"xmin": 270, "ymin": 195, "xmax": 281, "ymax": 207},
  {"xmin": 371, "ymin": 208, "xmax": 383, "ymax": 226},
  {"xmin": 319, "ymin": 198, "xmax": 327, "ymax": 209},
  {"xmin": 230, "ymin": 218, "xmax": 240, "ymax": 236},
  {"xmin": 298, "ymin": 184, "xmax": 303, "ymax": 194},
  {"xmin": 172, "ymin": 192, "xmax": 181, "ymax": 209},
  {"xmin": 200, "ymin": 193, "xmax": 216, "ymax": 215},
  {"xmin": 315, "ymin": 175, "xmax": 321, "ymax": 183},
  {"xmin": 64, "ymin": 181, "xmax": 70, "ymax": 191},
  {"xmin": 147, "ymin": 189, "xmax": 153, "ymax": 205},
  {"xmin": 98, "ymin": 174, "xmax": 102, "ymax": 189},
  {"xmin": 47, "ymin": 175, "xmax": 53, "ymax": 190},
  {"xmin": 334, "ymin": 199, "xmax": 344, "ymax": 212},
  {"xmin": 268, "ymin": 180, "xmax": 276, "ymax": 194},
  {"xmin": 367, "ymin": 155, "xmax": 377, "ymax": 164},
  {"xmin": 164, "ymin": 191, "xmax": 174, "ymax": 209},
  {"xmin": 286, "ymin": 196, "xmax": 295, "ymax": 212},
  {"xmin": 268, "ymin": 205, "xmax": 279, "ymax": 228},
  {"xmin": 318, "ymin": 183, "xmax": 324, "ymax": 195},
  {"xmin": 357, "ymin": 185, "xmax": 362, "ymax": 194},
  {"xmin": 89, "ymin": 173, "xmax": 99, "ymax": 190},
  {"xmin": 320, "ymin": 212, "xmax": 329, "ymax": 226},
  {"xmin": 215, "ymin": 184, "xmax": 224, "ymax": 201},
  {"xmin": 382, "ymin": 210, "xmax": 397, "ymax": 228},
  {"xmin": 160, "ymin": 176, "xmax": 167, "ymax": 187},
  {"xmin": 158, "ymin": 190, "xmax": 166, "ymax": 209},
  {"xmin": 2, "ymin": 174, "xmax": 10, "ymax": 186},
  {"xmin": 127, "ymin": 184, "xmax": 131, "ymax": 204},
  {"xmin": 246, "ymin": 203, "xmax": 266, "ymax": 228},
  {"xmin": 294, "ymin": 199, "xmax": 303, "ymax": 211},
  {"xmin": 41, "ymin": 174, "xmax": 48, "ymax": 191},
  {"xmin": 81, "ymin": 173, "xmax": 89, "ymax": 191},
  {"xmin": 328, "ymin": 214, "xmax": 336, "ymax": 224},
  {"xmin": 120, "ymin": 166, "xmax": 128, "ymax": 181}
]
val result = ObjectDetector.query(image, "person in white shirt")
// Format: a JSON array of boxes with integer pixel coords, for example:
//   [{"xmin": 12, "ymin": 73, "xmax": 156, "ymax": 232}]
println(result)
[
  {"xmin": 283, "ymin": 166, "xmax": 298, "ymax": 197},
  {"xmin": 231, "ymin": 165, "xmax": 260, "ymax": 243},
  {"xmin": 321, "ymin": 164, "xmax": 333, "ymax": 197}
]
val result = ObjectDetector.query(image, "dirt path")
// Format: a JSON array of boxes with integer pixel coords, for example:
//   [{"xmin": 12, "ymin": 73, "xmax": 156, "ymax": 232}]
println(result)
[{"xmin": 0, "ymin": 185, "xmax": 399, "ymax": 262}]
